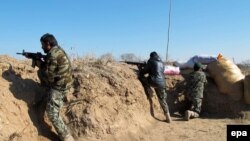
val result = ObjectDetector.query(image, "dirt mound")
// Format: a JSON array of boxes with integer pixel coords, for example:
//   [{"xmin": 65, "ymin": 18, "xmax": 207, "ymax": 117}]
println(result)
[
  {"xmin": 0, "ymin": 55, "xmax": 250, "ymax": 141},
  {"xmin": 63, "ymin": 59, "xmax": 162, "ymax": 139},
  {"xmin": 0, "ymin": 55, "xmax": 43, "ymax": 141},
  {"xmin": 0, "ymin": 56, "xmax": 163, "ymax": 141}
]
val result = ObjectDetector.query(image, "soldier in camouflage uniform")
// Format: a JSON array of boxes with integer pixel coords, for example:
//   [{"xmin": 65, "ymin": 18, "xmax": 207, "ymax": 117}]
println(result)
[
  {"xmin": 140, "ymin": 52, "xmax": 172, "ymax": 123},
  {"xmin": 185, "ymin": 62, "xmax": 207, "ymax": 121},
  {"xmin": 35, "ymin": 33, "xmax": 75, "ymax": 141}
]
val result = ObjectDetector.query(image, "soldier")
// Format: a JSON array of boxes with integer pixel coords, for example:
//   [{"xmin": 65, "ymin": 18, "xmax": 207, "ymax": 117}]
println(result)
[
  {"xmin": 140, "ymin": 51, "xmax": 172, "ymax": 123},
  {"xmin": 185, "ymin": 62, "xmax": 207, "ymax": 121},
  {"xmin": 34, "ymin": 33, "xmax": 75, "ymax": 141}
]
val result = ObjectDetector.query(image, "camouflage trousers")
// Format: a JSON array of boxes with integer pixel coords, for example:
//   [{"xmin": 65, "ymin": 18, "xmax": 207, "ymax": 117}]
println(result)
[
  {"xmin": 154, "ymin": 88, "xmax": 170, "ymax": 114},
  {"xmin": 186, "ymin": 97, "xmax": 203, "ymax": 114},
  {"xmin": 37, "ymin": 69, "xmax": 69, "ymax": 139},
  {"xmin": 46, "ymin": 88, "xmax": 69, "ymax": 138},
  {"xmin": 139, "ymin": 76, "xmax": 170, "ymax": 114}
]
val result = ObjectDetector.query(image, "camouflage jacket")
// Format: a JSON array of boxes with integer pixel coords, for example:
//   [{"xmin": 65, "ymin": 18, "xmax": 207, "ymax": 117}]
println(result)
[
  {"xmin": 45, "ymin": 46, "xmax": 73, "ymax": 90},
  {"xmin": 186, "ymin": 71, "xmax": 207, "ymax": 99}
]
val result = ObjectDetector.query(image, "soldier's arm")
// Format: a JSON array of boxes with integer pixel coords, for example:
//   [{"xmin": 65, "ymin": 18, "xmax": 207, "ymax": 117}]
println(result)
[
  {"xmin": 203, "ymin": 73, "xmax": 207, "ymax": 84},
  {"xmin": 140, "ymin": 60, "xmax": 150, "ymax": 75}
]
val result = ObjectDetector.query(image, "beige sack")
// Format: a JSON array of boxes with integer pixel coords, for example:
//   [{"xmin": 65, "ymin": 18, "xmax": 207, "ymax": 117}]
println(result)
[
  {"xmin": 207, "ymin": 57, "xmax": 244, "ymax": 101},
  {"xmin": 244, "ymin": 75, "xmax": 250, "ymax": 104}
]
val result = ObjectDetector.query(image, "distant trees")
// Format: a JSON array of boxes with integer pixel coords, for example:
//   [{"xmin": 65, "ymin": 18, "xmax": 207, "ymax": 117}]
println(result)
[
  {"xmin": 120, "ymin": 53, "xmax": 142, "ymax": 61},
  {"xmin": 239, "ymin": 60, "xmax": 250, "ymax": 67},
  {"xmin": 99, "ymin": 53, "xmax": 115, "ymax": 62},
  {"xmin": 237, "ymin": 60, "xmax": 250, "ymax": 75}
]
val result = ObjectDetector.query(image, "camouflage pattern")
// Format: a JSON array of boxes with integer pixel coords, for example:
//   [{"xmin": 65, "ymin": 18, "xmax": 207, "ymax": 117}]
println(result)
[
  {"xmin": 155, "ymin": 87, "xmax": 170, "ymax": 114},
  {"xmin": 37, "ymin": 46, "xmax": 72, "ymax": 139},
  {"xmin": 139, "ymin": 76, "xmax": 170, "ymax": 114},
  {"xmin": 189, "ymin": 98, "xmax": 203, "ymax": 114},
  {"xmin": 186, "ymin": 71, "xmax": 207, "ymax": 113},
  {"xmin": 46, "ymin": 46, "xmax": 73, "ymax": 91},
  {"xmin": 46, "ymin": 88, "xmax": 69, "ymax": 138}
]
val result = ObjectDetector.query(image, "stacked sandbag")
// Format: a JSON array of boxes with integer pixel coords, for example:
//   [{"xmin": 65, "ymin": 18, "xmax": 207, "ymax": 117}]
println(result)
[
  {"xmin": 244, "ymin": 75, "xmax": 250, "ymax": 104},
  {"xmin": 164, "ymin": 65, "xmax": 180, "ymax": 75},
  {"xmin": 207, "ymin": 56, "xmax": 245, "ymax": 101}
]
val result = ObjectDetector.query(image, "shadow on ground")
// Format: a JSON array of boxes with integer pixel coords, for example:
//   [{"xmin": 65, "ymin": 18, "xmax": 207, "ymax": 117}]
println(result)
[{"xmin": 2, "ymin": 67, "xmax": 61, "ymax": 141}]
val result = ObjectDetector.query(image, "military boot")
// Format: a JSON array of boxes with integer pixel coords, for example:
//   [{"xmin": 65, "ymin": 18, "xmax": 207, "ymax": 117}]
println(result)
[
  {"xmin": 185, "ymin": 110, "xmax": 199, "ymax": 121},
  {"xmin": 165, "ymin": 112, "xmax": 172, "ymax": 123},
  {"xmin": 63, "ymin": 133, "xmax": 75, "ymax": 141},
  {"xmin": 191, "ymin": 111, "xmax": 199, "ymax": 118}
]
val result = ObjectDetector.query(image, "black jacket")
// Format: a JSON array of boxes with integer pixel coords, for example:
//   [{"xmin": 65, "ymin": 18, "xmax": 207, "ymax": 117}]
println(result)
[{"xmin": 141, "ymin": 56, "xmax": 166, "ymax": 88}]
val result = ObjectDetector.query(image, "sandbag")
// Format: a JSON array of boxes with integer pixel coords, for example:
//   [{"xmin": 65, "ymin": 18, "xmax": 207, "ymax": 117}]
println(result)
[
  {"xmin": 164, "ymin": 65, "xmax": 180, "ymax": 75},
  {"xmin": 244, "ymin": 75, "xmax": 250, "ymax": 104},
  {"xmin": 207, "ymin": 57, "xmax": 245, "ymax": 101}
]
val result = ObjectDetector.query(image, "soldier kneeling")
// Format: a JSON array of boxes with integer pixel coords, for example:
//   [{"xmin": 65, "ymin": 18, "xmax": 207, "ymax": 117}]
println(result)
[{"xmin": 184, "ymin": 62, "xmax": 207, "ymax": 121}]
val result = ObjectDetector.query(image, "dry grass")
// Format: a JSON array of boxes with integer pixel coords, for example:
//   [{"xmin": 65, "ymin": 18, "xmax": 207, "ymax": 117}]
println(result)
[
  {"xmin": 238, "ymin": 64, "xmax": 250, "ymax": 75},
  {"xmin": 71, "ymin": 53, "xmax": 116, "ymax": 72}
]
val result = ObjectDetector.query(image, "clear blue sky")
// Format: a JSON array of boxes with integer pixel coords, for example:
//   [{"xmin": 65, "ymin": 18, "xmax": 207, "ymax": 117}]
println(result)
[{"xmin": 0, "ymin": 0, "xmax": 249, "ymax": 63}]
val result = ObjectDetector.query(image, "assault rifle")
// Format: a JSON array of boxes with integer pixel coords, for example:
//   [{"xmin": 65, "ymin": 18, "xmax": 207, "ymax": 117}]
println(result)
[
  {"xmin": 122, "ymin": 61, "xmax": 147, "ymax": 71},
  {"xmin": 17, "ymin": 50, "xmax": 46, "ymax": 68}
]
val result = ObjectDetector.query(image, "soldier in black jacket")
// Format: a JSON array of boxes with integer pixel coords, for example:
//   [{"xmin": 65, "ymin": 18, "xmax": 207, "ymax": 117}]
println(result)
[{"xmin": 140, "ymin": 52, "xmax": 172, "ymax": 123}]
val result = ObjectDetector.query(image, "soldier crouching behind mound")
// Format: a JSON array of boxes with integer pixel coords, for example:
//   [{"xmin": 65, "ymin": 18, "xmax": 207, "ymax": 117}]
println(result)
[
  {"xmin": 184, "ymin": 62, "xmax": 207, "ymax": 121},
  {"xmin": 139, "ymin": 51, "xmax": 172, "ymax": 123},
  {"xmin": 33, "ymin": 33, "xmax": 75, "ymax": 141}
]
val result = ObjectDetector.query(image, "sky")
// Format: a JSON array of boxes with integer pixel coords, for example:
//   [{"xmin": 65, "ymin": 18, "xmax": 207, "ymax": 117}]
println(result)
[{"xmin": 0, "ymin": 0, "xmax": 249, "ymax": 63}]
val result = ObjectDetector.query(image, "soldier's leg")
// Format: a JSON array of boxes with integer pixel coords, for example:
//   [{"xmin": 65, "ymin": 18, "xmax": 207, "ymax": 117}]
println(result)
[
  {"xmin": 155, "ymin": 88, "xmax": 172, "ymax": 123},
  {"xmin": 46, "ymin": 88, "xmax": 69, "ymax": 139},
  {"xmin": 185, "ymin": 98, "xmax": 202, "ymax": 121},
  {"xmin": 138, "ymin": 76, "xmax": 153, "ymax": 99},
  {"xmin": 180, "ymin": 96, "xmax": 192, "ymax": 116},
  {"xmin": 191, "ymin": 98, "xmax": 202, "ymax": 115},
  {"xmin": 138, "ymin": 76, "xmax": 154, "ymax": 116}
]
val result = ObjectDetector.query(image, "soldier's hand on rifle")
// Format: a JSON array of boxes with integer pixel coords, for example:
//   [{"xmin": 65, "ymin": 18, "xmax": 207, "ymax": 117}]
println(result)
[{"xmin": 17, "ymin": 50, "xmax": 46, "ymax": 68}]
